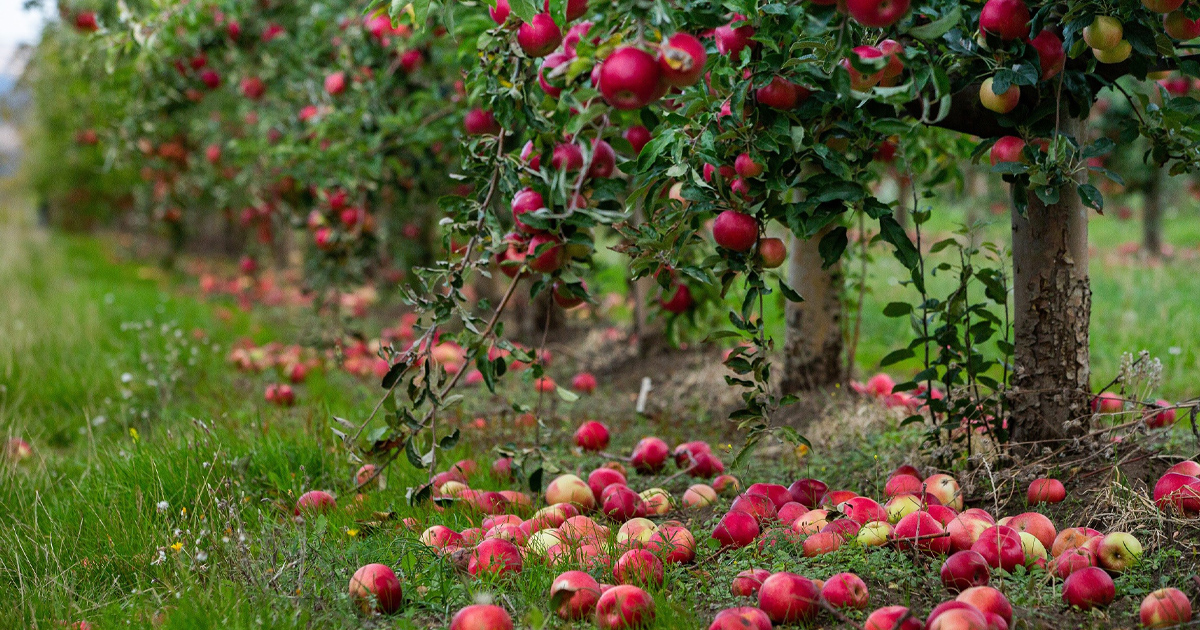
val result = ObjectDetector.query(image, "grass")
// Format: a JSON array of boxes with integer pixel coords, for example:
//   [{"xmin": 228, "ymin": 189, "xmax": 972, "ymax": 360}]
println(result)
[{"xmin": 2, "ymin": 187, "xmax": 1200, "ymax": 629}]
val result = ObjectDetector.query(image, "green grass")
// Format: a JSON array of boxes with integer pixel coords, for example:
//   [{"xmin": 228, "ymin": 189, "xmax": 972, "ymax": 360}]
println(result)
[{"xmin": 2, "ymin": 190, "xmax": 1199, "ymax": 629}]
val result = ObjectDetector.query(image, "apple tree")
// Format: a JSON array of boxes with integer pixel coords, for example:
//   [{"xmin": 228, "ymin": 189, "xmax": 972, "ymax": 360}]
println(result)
[{"xmin": 375, "ymin": 0, "xmax": 1200, "ymax": 461}]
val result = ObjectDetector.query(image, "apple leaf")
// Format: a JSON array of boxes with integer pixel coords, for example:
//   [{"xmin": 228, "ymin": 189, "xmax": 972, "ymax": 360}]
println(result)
[{"xmin": 905, "ymin": 6, "xmax": 961, "ymax": 41}]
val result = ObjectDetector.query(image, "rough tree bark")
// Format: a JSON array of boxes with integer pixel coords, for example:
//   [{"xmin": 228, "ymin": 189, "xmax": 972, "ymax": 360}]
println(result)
[
  {"xmin": 1009, "ymin": 120, "xmax": 1092, "ymax": 443},
  {"xmin": 780, "ymin": 231, "xmax": 844, "ymax": 393},
  {"xmin": 1142, "ymin": 169, "xmax": 1163, "ymax": 258}
]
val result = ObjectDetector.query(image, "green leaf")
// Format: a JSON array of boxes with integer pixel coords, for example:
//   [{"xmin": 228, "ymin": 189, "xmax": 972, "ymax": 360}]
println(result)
[
  {"xmin": 883, "ymin": 302, "xmax": 912, "ymax": 317},
  {"xmin": 404, "ymin": 438, "xmax": 424, "ymax": 469},
  {"xmin": 878, "ymin": 215, "xmax": 919, "ymax": 270},
  {"xmin": 381, "ymin": 361, "xmax": 406, "ymax": 389},
  {"xmin": 507, "ymin": 0, "xmax": 538, "ymax": 23},
  {"xmin": 880, "ymin": 348, "xmax": 915, "ymax": 366},
  {"xmin": 818, "ymin": 227, "xmax": 848, "ymax": 269},
  {"xmin": 556, "ymin": 386, "xmax": 579, "ymax": 402},
  {"xmin": 777, "ymin": 280, "xmax": 803, "ymax": 303},
  {"xmin": 906, "ymin": 6, "xmax": 961, "ymax": 40},
  {"xmin": 1077, "ymin": 184, "xmax": 1103, "ymax": 212},
  {"xmin": 438, "ymin": 429, "xmax": 461, "ymax": 450}
]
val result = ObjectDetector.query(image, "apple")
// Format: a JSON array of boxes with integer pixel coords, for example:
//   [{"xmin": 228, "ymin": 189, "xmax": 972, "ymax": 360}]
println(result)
[
  {"xmin": 846, "ymin": 0, "xmax": 910, "ymax": 28},
  {"xmin": 822, "ymin": 572, "xmax": 869, "ymax": 609},
  {"xmin": 1083, "ymin": 16, "xmax": 1123, "ymax": 50},
  {"xmin": 546, "ymin": 474, "xmax": 595, "ymax": 510},
  {"xmin": 1092, "ymin": 391, "xmax": 1124, "ymax": 413},
  {"xmin": 758, "ymin": 237, "xmax": 787, "ymax": 268},
  {"xmin": 1029, "ymin": 30, "xmax": 1065, "ymax": 80},
  {"xmin": 1168, "ymin": 461, "xmax": 1200, "ymax": 476},
  {"xmin": 802, "ymin": 531, "xmax": 843, "ymax": 557},
  {"xmin": 1051, "ymin": 527, "xmax": 1101, "ymax": 557},
  {"xmin": 838, "ymin": 497, "xmax": 886, "ymax": 525},
  {"xmin": 979, "ymin": 78, "xmax": 1019, "ymax": 114},
  {"xmin": 296, "ymin": 490, "xmax": 336, "ymax": 515},
  {"xmin": 941, "ymin": 551, "xmax": 991, "ymax": 592},
  {"xmin": 756, "ymin": 76, "xmax": 805, "ymax": 109},
  {"xmin": 957, "ymin": 586, "xmax": 1012, "ymax": 627},
  {"xmin": 709, "ymin": 607, "xmax": 772, "ymax": 630},
  {"xmin": 1018, "ymin": 531, "xmax": 1048, "ymax": 565},
  {"xmin": 450, "ymin": 604, "xmax": 513, "ymax": 630},
  {"xmin": 842, "ymin": 45, "xmax": 885, "ymax": 91},
  {"xmin": 349, "ymin": 563, "xmax": 403, "ymax": 614},
  {"xmin": 925, "ymin": 474, "xmax": 963, "ymax": 510},
  {"xmin": 550, "ymin": 570, "xmax": 601, "ymax": 620},
  {"xmin": 732, "ymin": 569, "xmax": 773, "ymax": 597},
  {"xmin": 685, "ymin": 451, "xmax": 725, "ymax": 478},
  {"xmin": 587, "ymin": 140, "xmax": 616, "ymax": 178},
  {"xmin": 1144, "ymin": 0, "xmax": 1185, "ymax": 12},
  {"xmin": 468, "ymin": 538, "xmax": 523, "ymax": 576},
  {"xmin": 978, "ymin": 0, "xmax": 1030, "ymax": 40},
  {"xmin": 1062, "ymin": 567, "xmax": 1115, "ymax": 610},
  {"xmin": 1006, "ymin": 512, "xmax": 1056, "ymax": 550},
  {"xmin": 742, "ymin": 483, "xmax": 790, "ymax": 509},
  {"xmin": 241, "ymin": 77, "xmax": 265, "ymax": 100},
  {"xmin": 1153, "ymin": 472, "xmax": 1200, "ymax": 513},
  {"xmin": 639, "ymin": 488, "xmax": 672, "ymax": 515},
  {"xmin": 616, "ymin": 518, "xmax": 658, "ymax": 545},
  {"xmin": 777, "ymin": 502, "xmax": 809, "ymax": 523},
  {"xmin": 1165, "ymin": 11, "xmax": 1200, "ymax": 40},
  {"xmin": 714, "ymin": 15, "xmax": 755, "ymax": 57},
  {"xmin": 489, "ymin": 0, "xmax": 510, "ymax": 23},
  {"xmin": 324, "ymin": 71, "xmax": 346, "ymax": 95},
  {"xmin": 526, "ymin": 234, "xmax": 565, "ymax": 273},
  {"xmin": 517, "ymin": 13, "xmax": 562, "ymax": 57},
  {"xmin": 631, "ymin": 437, "xmax": 669, "ymax": 473},
  {"xmin": 511, "ymin": 188, "xmax": 546, "ymax": 234},
  {"xmin": 673, "ymin": 441, "xmax": 711, "ymax": 467},
  {"xmin": 946, "ymin": 509, "xmax": 996, "ymax": 552},
  {"xmin": 575, "ymin": 421, "xmax": 610, "ymax": 452},
  {"xmin": 713, "ymin": 474, "xmax": 742, "ymax": 495},
  {"xmin": 735, "ymin": 153, "xmax": 765, "ymax": 178},
  {"xmin": 894, "ymin": 511, "xmax": 950, "ymax": 555},
  {"xmin": 603, "ymin": 486, "xmax": 646, "ymax": 522},
  {"xmin": 646, "ymin": 525, "xmax": 695, "ymax": 563},
  {"xmin": 1053, "ymin": 547, "xmax": 1095, "ymax": 579},
  {"xmin": 989, "ymin": 136, "xmax": 1026, "ymax": 166},
  {"xmin": 857, "ymin": 521, "xmax": 894, "ymax": 546},
  {"xmin": 865, "ymin": 606, "xmax": 923, "ymax": 630},
  {"xmin": 787, "ymin": 478, "xmax": 828, "ymax": 508},
  {"xmin": 1096, "ymin": 532, "xmax": 1142, "ymax": 572},
  {"xmin": 713, "ymin": 511, "xmax": 760, "ymax": 548},
  {"xmin": 1140, "ymin": 587, "xmax": 1192, "ymax": 628},
  {"xmin": 599, "ymin": 47, "xmax": 662, "ymax": 110},
  {"xmin": 420, "ymin": 525, "xmax": 464, "ymax": 549},
  {"xmin": 971, "ymin": 526, "xmax": 1025, "ymax": 572},
  {"xmin": 624, "ymin": 125, "xmax": 652, "ymax": 154},
  {"xmin": 885, "ymin": 474, "xmax": 923, "ymax": 498},
  {"xmin": 1145, "ymin": 400, "xmax": 1178, "ymax": 428},
  {"xmin": 1093, "ymin": 40, "xmax": 1132, "ymax": 64},
  {"xmin": 660, "ymin": 283, "xmax": 693, "ymax": 314},
  {"xmin": 757, "ymin": 572, "xmax": 821, "ymax": 624},
  {"xmin": 596, "ymin": 584, "xmax": 655, "ymax": 630},
  {"xmin": 713, "ymin": 210, "xmax": 759, "ymax": 252},
  {"xmin": 885, "ymin": 495, "xmax": 923, "ymax": 523},
  {"xmin": 1026, "ymin": 478, "xmax": 1066, "ymax": 505},
  {"xmin": 612, "ymin": 548, "xmax": 664, "ymax": 586},
  {"xmin": 683, "ymin": 484, "xmax": 717, "ymax": 508},
  {"xmin": 552, "ymin": 143, "xmax": 585, "ymax": 171},
  {"xmin": 791, "ymin": 509, "xmax": 830, "ymax": 534},
  {"xmin": 658, "ymin": 33, "xmax": 706, "ymax": 87},
  {"xmin": 561, "ymin": 515, "xmax": 607, "ymax": 543},
  {"xmin": 926, "ymin": 505, "xmax": 958, "ymax": 527},
  {"xmin": 731, "ymin": 492, "xmax": 778, "ymax": 523}
]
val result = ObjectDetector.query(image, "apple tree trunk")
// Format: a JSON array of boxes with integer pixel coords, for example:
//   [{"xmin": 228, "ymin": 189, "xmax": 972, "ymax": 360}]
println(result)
[
  {"xmin": 1009, "ymin": 119, "xmax": 1092, "ymax": 443},
  {"xmin": 780, "ymin": 232, "xmax": 844, "ymax": 393},
  {"xmin": 1142, "ymin": 169, "xmax": 1163, "ymax": 258}
]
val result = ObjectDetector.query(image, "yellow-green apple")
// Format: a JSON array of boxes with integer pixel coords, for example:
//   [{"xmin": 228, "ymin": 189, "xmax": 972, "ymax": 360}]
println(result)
[
  {"xmin": 639, "ymin": 488, "xmax": 672, "ymax": 515},
  {"xmin": 713, "ymin": 474, "xmax": 742, "ymax": 495},
  {"xmin": 546, "ymin": 474, "xmax": 596, "ymax": 510},
  {"xmin": 1094, "ymin": 40, "xmax": 1132, "ymax": 63},
  {"xmin": 885, "ymin": 494, "xmax": 923, "ymax": 523},
  {"xmin": 791, "ymin": 509, "xmax": 830, "ymax": 534},
  {"xmin": 1096, "ymin": 532, "xmax": 1142, "ymax": 572},
  {"xmin": 857, "ymin": 521, "xmax": 894, "ymax": 546},
  {"xmin": 617, "ymin": 518, "xmax": 658, "ymax": 546},
  {"xmin": 1165, "ymin": 11, "xmax": 1200, "ymax": 40},
  {"xmin": 1083, "ymin": 16, "xmax": 1123, "ymax": 50},
  {"xmin": 1018, "ymin": 531, "xmax": 1048, "ymax": 564},
  {"xmin": 980, "ymin": 78, "xmax": 1019, "ymax": 113}
]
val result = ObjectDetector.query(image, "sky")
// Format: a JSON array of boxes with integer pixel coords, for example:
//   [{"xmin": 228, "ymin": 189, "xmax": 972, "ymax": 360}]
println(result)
[{"xmin": 0, "ymin": 1, "xmax": 54, "ymax": 78}]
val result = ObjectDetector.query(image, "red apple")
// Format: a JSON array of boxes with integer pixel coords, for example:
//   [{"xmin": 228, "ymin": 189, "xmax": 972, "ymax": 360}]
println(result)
[
  {"xmin": 744, "ymin": 483, "xmax": 792, "ymax": 510},
  {"xmin": 971, "ymin": 526, "xmax": 1025, "ymax": 572},
  {"xmin": 526, "ymin": 234, "xmax": 565, "ymax": 273},
  {"xmin": 731, "ymin": 568, "xmax": 772, "ymax": 597},
  {"xmin": 623, "ymin": 125, "xmax": 652, "ymax": 154},
  {"xmin": 595, "ymin": 584, "xmax": 655, "ymax": 629},
  {"xmin": 714, "ymin": 15, "xmax": 754, "ymax": 58},
  {"xmin": 658, "ymin": 33, "xmax": 706, "ymax": 87},
  {"xmin": 846, "ymin": 0, "xmax": 911, "ymax": 28},
  {"xmin": 1027, "ymin": 478, "xmax": 1066, "ymax": 505},
  {"xmin": 1140, "ymin": 587, "xmax": 1192, "ymax": 628},
  {"xmin": 821, "ymin": 572, "xmax": 869, "ymax": 609},
  {"xmin": 757, "ymin": 572, "xmax": 821, "ymax": 624},
  {"xmin": 589, "ymin": 139, "xmax": 616, "ymax": 178},
  {"xmin": 756, "ymin": 76, "xmax": 806, "ymax": 109},
  {"xmin": 709, "ymin": 607, "xmax": 772, "ymax": 630},
  {"xmin": 941, "ymin": 551, "xmax": 991, "ymax": 592},
  {"xmin": 349, "ymin": 563, "xmax": 403, "ymax": 614},
  {"xmin": 517, "ymin": 13, "xmax": 562, "ymax": 57},
  {"xmin": 1029, "ymin": 30, "xmax": 1065, "ymax": 80},
  {"xmin": 645, "ymin": 525, "xmax": 695, "ymax": 563},
  {"xmin": 1051, "ymin": 527, "xmax": 1101, "ymax": 557},
  {"xmin": 758, "ymin": 237, "xmax": 787, "ymax": 268},
  {"xmin": 296, "ymin": 490, "xmax": 335, "ymax": 515},
  {"xmin": 979, "ymin": 0, "xmax": 1030, "ymax": 40},
  {"xmin": 612, "ymin": 548, "xmax": 663, "ymax": 586},
  {"xmin": 489, "ymin": 0, "xmax": 511, "ymax": 24},
  {"xmin": 603, "ymin": 486, "xmax": 646, "ymax": 522},
  {"xmin": 712, "ymin": 210, "xmax": 759, "ymax": 252},
  {"xmin": 1053, "ymin": 547, "xmax": 1096, "ymax": 578},
  {"xmin": 842, "ymin": 46, "xmax": 885, "ymax": 91},
  {"xmin": 588, "ymin": 467, "xmax": 626, "ymax": 501},
  {"xmin": 660, "ymin": 283, "xmax": 693, "ymax": 314},
  {"xmin": 865, "ymin": 606, "xmax": 923, "ymax": 630},
  {"xmin": 1168, "ymin": 461, "xmax": 1200, "ymax": 476},
  {"xmin": 324, "ymin": 71, "xmax": 346, "ymax": 95},
  {"xmin": 468, "ymin": 538, "xmax": 523, "ymax": 577},
  {"xmin": 731, "ymin": 492, "xmax": 777, "ymax": 524},
  {"xmin": 894, "ymin": 511, "xmax": 950, "ymax": 555},
  {"xmin": 713, "ymin": 511, "xmax": 760, "ymax": 548},
  {"xmin": 884, "ymin": 474, "xmax": 923, "ymax": 498},
  {"xmin": 574, "ymin": 421, "xmax": 610, "ymax": 451},
  {"xmin": 571, "ymin": 372, "xmax": 597, "ymax": 393},
  {"xmin": 1006, "ymin": 512, "xmax": 1056, "ymax": 550},
  {"xmin": 630, "ymin": 437, "xmax": 669, "ymax": 473},
  {"xmin": 787, "ymin": 478, "xmax": 828, "ymax": 508},
  {"xmin": 1144, "ymin": 0, "xmax": 1185, "ymax": 12},
  {"xmin": 989, "ymin": 136, "xmax": 1026, "ymax": 166},
  {"xmin": 450, "ymin": 604, "xmax": 513, "ymax": 630},
  {"xmin": 1062, "ymin": 567, "xmax": 1115, "ymax": 610},
  {"xmin": 1165, "ymin": 11, "xmax": 1200, "ymax": 40},
  {"xmin": 550, "ymin": 570, "xmax": 601, "ymax": 620},
  {"xmin": 802, "ymin": 531, "xmax": 843, "ymax": 557},
  {"xmin": 957, "ymin": 586, "xmax": 1012, "ymax": 627},
  {"xmin": 599, "ymin": 47, "xmax": 662, "ymax": 110},
  {"xmin": 1145, "ymin": 400, "xmax": 1178, "ymax": 428}
]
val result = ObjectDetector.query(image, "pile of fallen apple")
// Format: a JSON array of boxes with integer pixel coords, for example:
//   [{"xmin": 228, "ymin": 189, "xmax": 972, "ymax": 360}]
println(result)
[{"xmin": 297, "ymin": 420, "xmax": 1190, "ymax": 629}]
